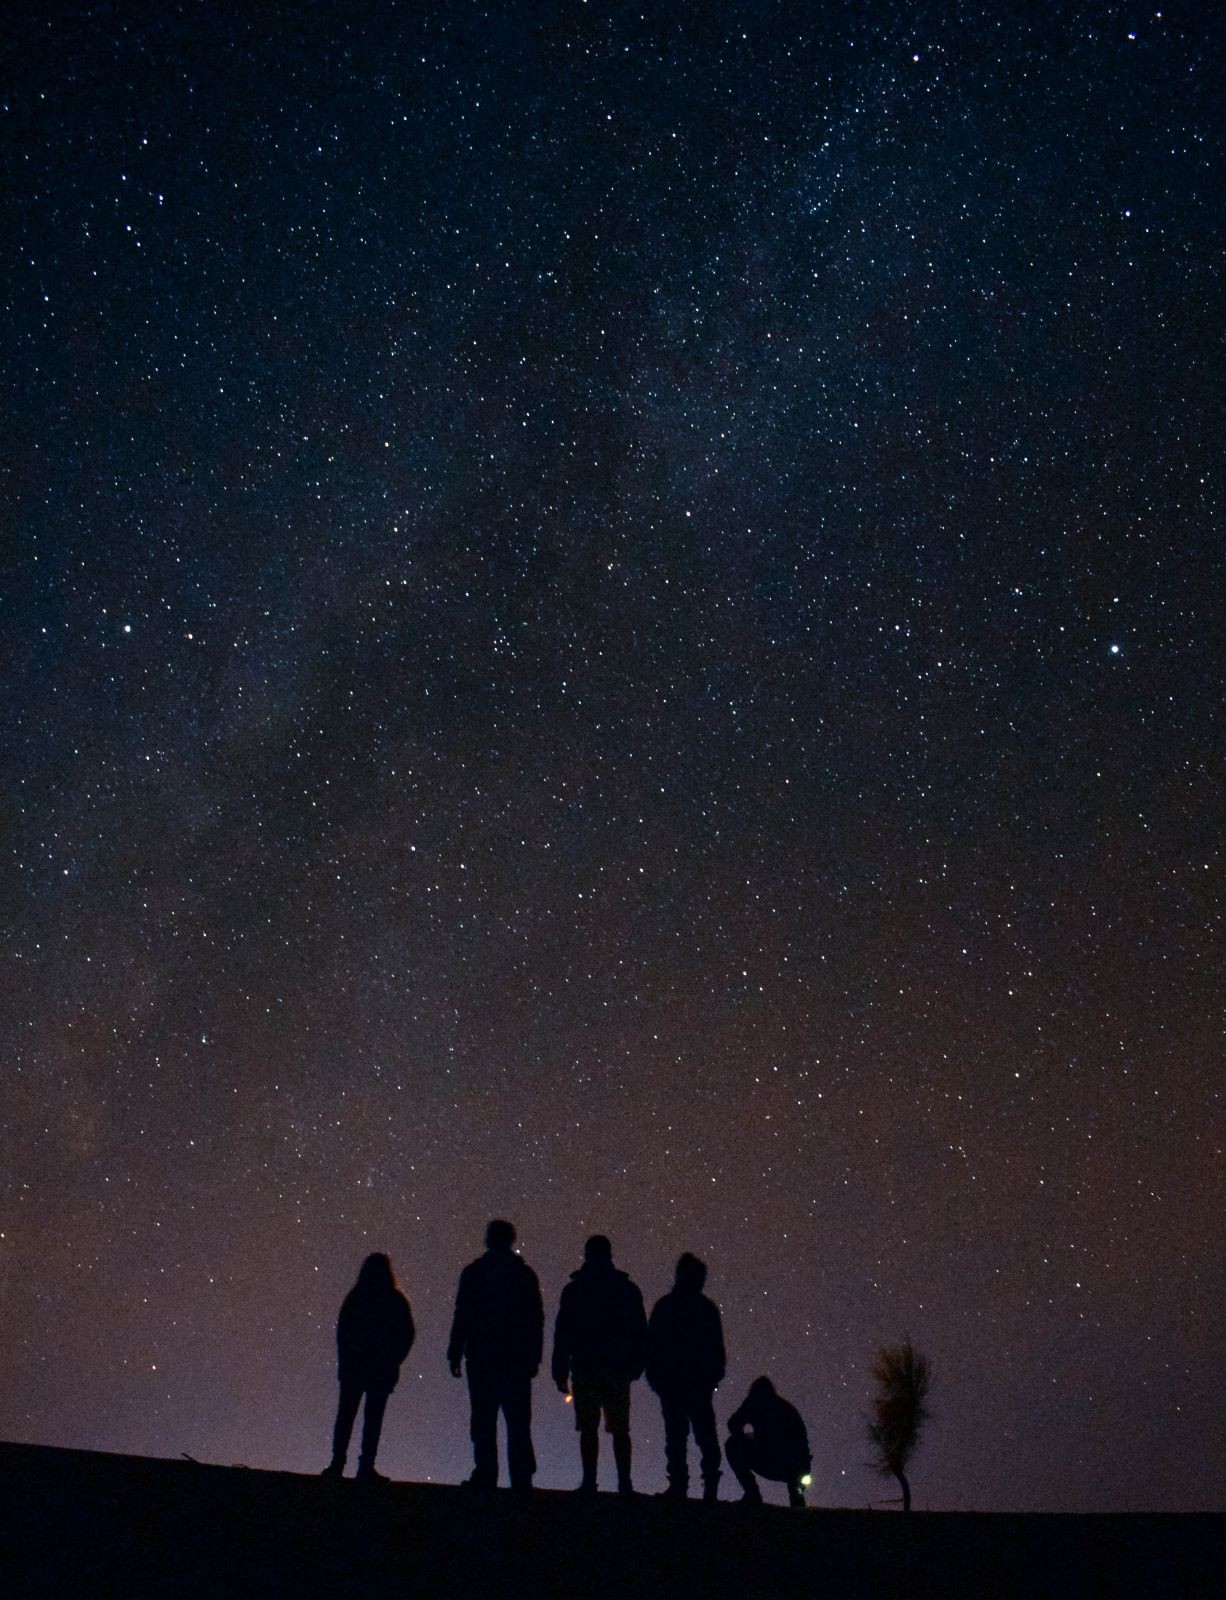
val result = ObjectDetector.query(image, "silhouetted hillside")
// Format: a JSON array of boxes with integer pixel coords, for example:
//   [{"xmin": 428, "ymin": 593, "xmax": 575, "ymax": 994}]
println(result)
[{"xmin": 2, "ymin": 1441, "xmax": 1220, "ymax": 1599}]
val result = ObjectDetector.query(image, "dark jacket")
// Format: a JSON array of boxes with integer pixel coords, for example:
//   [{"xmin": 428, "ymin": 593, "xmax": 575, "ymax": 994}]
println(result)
[
  {"xmin": 551, "ymin": 1263, "xmax": 648, "ymax": 1387},
  {"xmin": 646, "ymin": 1287, "xmax": 726, "ymax": 1395},
  {"xmin": 337, "ymin": 1286, "xmax": 415, "ymax": 1391},
  {"xmin": 447, "ymin": 1248, "xmax": 545, "ymax": 1377},
  {"xmin": 728, "ymin": 1389, "xmax": 811, "ymax": 1470}
]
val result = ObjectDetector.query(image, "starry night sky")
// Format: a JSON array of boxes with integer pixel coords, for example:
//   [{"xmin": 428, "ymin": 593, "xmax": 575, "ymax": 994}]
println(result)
[{"xmin": 2, "ymin": 1, "xmax": 1222, "ymax": 1512}]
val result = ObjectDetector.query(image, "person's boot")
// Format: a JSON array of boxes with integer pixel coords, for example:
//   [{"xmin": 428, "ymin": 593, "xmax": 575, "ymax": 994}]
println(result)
[
  {"xmin": 576, "ymin": 1429, "xmax": 598, "ymax": 1494},
  {"xmin": 661, "ymin": 1478, "xmax": 688, "ymax": 1500},
  {"xmin": 702, "ymin": 1471, "xmax": 721, "ymax": 1503},
  {"xmin": 739, "ymin": 1480, "xmax": 763, "ymax": 1505},
  {"xmin": 320, "ymin": 1457, "xmax": 344, "ymax": 1479},
  {"xmin": 613, "ymin": 1433, "xmax": 635, "ymax": 1496}
]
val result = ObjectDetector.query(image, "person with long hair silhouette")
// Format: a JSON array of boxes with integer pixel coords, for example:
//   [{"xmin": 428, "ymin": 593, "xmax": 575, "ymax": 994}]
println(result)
[
  {"xmin": 322, "ymin": 1253, "xmax": 415, "ymax": 1481},
  {"xmin": 448, "ymin": 1219, "xmax": 544, "ymax": 1492}
]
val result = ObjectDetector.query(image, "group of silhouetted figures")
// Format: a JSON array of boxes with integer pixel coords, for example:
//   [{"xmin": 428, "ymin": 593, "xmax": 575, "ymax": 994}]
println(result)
[{"xmin": 322, "ymin": 1223, "xmax": 813, "ymax": 1506}]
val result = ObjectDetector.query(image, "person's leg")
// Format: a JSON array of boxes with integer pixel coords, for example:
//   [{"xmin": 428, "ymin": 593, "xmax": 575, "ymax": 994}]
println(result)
[
  {"xmin": 578, "ymin": 1425, "xmax": 599, "ymax": 1490},
  {"xmin": 690, "ymin": 1391, "xmax": 721, "ymax": 1501},
  {"xmin": 357, "ymin": 1387, "xmax": 390, "ymax": 1477},
  {"xmin": 607, "ymin": 1382, "xmax": 634, "ymax": 1494},
  {"xmin": 327, "ymin": 1380, "xmax": 362, "ymax": 1473},
  {"xmin": 724, "ymin": 1432, "xmax": 762, "ymax": 1502},
  {"xmin": 753, "ymin": 1448, "xmax": 807, "ymax": 1507},
  {"xmin": 659, "ymin": 1389, "xmax": 689, "ymax": 1496},
  {"xmin": 573, "ymin": 1379, "xmax": 600, "ymax": 1492},
  {"xmin": 467, "ymin": 1369, "xmax": 499, "ymax": 1487},
  {"xmin": 503, "ymin": 1374, "xmax": 535, "ymax": 1491},
  {"xmin": 611, "ymin": 1428, "xmax": 633, "ymax": 1494}
]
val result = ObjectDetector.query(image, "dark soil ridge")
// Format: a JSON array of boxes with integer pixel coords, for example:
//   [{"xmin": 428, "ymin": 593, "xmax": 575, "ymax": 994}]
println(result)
[{"xmin": 2, "ymin": 1440, "xmax": 1220, "ymax": 1598}]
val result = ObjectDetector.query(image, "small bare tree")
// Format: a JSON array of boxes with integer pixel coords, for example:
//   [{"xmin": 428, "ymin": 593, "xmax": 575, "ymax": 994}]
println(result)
[{"xmin": 867, "ymin": 1339, "xmax": 930, "ymax": 1511}]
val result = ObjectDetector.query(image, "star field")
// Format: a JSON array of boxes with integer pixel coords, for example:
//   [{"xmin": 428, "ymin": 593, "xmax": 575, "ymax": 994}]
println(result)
[{"xmin": 1, "ymin": 1, "xmax": 1222, "ymax": 1511}]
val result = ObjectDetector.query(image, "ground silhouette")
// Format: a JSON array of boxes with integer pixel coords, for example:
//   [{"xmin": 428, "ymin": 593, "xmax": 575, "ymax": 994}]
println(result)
[{"xmin": 3, "ymin": 1441, "xmax": 1222, "ymax": 1599}]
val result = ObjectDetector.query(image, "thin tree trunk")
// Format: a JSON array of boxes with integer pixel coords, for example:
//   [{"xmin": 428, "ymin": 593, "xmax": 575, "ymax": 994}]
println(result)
[{"xmin": 895, "ymin": 1469, "xmax": 911, "ymax": 1512}]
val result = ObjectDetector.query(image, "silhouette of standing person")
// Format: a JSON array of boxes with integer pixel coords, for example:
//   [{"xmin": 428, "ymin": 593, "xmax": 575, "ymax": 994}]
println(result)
[
  {"xmin": 447, "ymin": 1220, "xmax": 544, "ymax": 1492},
  {"xmin": 724, "ymin": 1376, "xmax": 812, "ymax": 1507},
  {"xmin": 551, "ymin": 1234, "xmax": 647, "ymax": 1497},
  {"xmin": 646, "ymin": 1252, "xmax": 726, "ymax": 1501},
  {"xmin": 322, "ymin": 1252, "xmax": 415, "ymax": 1481}
]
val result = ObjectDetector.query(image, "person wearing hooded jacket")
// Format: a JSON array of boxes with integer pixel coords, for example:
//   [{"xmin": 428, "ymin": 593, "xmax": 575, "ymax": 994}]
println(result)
[
  {"xmin": 551, "ymin": 1234, "xmax": 647, "ymax": 1496},
  {"xmin": 646, "ymin": 1252, "xmax": 726, "ymax": 1500},
  {"xmin": 724, "ymin": 1375, "xmax": 812, "ymax": 1507},
  {"xmin": 322, "ymin": 1252, "xmax": 415, "ymax": 1481},
  {"xmin": 447, "ymin": 1219, "xmax": 544, "ymax": 1491}
]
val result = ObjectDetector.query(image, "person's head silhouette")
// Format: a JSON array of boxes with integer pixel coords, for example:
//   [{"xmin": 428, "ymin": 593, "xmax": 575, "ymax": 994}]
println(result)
[
  {"xmin": 485, "ymin": 1219, "xmax": 517, "ymax": 1251},
  {"xmin": 355, "ymin": 1252, "xmax": 396, "ymax": 1293},
  {"xmin": 583, "ymin": 1233, "xmax": 613, "ymax": 1268},
  {"xmin": 674, "ymin": 1252, "xmax": 707, "ymax": 1292}
]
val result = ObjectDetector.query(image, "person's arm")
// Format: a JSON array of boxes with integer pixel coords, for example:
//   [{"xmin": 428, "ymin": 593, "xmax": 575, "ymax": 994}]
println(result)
[
  {"xmin": 551, "ymin": 1288, "xmax": 571, "ymax": 1391},
  {"xmin": 710, "ymin": 1302, "xmax": 727, "ymax": 1388},
  {"xmin": 527, "ymin": 1267, "xmax": 544, "ymax": 1376},
  {"xmin": 447, "ymin": 1268, "xmax": 470, "ymax": 1377},
  {"xmin": 396, "ymin": 1293, "xmax": 416, "ymax": 1365},
  {"xmin": 336, "ymin": 1293, "xmax": 355, "ymax": 1376},
  {"xmin": 626, "ymin": 1283, "xmax": 648, "ymax": 1380},
  {"xmin": 727, "ymin": 1397, "xmax": 748, "ymax": 1434},
  {"xmin": 644, "ymin": 1300, "xmax": 663, "ymax": 1390}
]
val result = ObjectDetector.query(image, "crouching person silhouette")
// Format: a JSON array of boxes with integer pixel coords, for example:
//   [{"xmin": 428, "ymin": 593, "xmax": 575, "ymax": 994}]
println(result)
[
  {"xmin": 323, "ymin": 1253, "xmax": 415, "ymax": 1481},
  {"xmin": 448, "ymin": 1219, "xmax": 545, "ymax": 1492},
  {"xmin": 646, "ymin": 1253, "xmax": 726, "ymax": 1501},
  {"xmin": 725, "ymin": 1376, "xmax": 812, "ymax": 1508},
  {"xmin": 552, "ymin": 1234, "xmax": 647, "ymax": 1496}
]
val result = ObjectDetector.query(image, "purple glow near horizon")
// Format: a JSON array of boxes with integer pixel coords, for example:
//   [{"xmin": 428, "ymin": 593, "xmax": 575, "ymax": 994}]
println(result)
[{"xmin": 2, "ymin": 1, "xmax": 1221, "ymax": 1512}]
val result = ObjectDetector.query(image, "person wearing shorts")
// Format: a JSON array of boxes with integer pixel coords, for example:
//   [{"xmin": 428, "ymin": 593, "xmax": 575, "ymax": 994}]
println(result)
[
  {"xmin": 552, "ymin": 1235, "xmax": 647, "ymax": 1495},
  {"xmin": 571, "ymin": 1370, "xmax": 632, "ymax": 1438}
]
